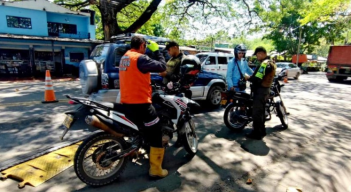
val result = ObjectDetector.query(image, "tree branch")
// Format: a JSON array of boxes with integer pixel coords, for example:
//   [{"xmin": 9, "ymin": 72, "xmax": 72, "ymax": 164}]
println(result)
[
  {"xmin": 57, "ymin": 0, "xmax": 90, "ymax": 7},
  {"xmin": 123, "ymin": 0, "xmax": 162, "ymax": 33}
]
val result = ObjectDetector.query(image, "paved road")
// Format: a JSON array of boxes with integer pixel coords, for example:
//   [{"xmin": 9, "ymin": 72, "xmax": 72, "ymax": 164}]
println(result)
[{"xmin": 0, "ymin": 73, "xmax": 351, "ymax": 192}]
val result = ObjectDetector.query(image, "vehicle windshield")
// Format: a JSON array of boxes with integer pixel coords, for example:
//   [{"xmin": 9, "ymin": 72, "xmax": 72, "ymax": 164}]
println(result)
[
  {"xmin": 196, "ymin": 55, "xmax": 208, "ymax": 63},
  {"xmin": 90, "ymin": 45, "xmax": 109, "ymax": 64},
  {"xmin": 276, "ymin": 63, "xmax": 289, "ymax": 68}
]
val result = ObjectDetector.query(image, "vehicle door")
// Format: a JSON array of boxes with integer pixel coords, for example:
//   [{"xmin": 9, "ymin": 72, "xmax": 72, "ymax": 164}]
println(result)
[
  {"xmin": 288, "ymin": 63, "xmax": 297, "ymax": 78},
  {"xmin": 217, "ymin": 56, "xmax": 228, "ymax": 78},
  {"xmin": 202, "ymin": 55, "xmax": 218, "ymax": 74}
]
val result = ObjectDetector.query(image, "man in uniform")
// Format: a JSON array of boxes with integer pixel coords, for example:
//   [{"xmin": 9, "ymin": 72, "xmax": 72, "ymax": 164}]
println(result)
[
  {"xmin": 246, "ymin": 46, "xmax": 277, "ymax": 140},
  {"xmin": 159, "ymin": 41, "xmax": 184, "ymax": 84},
  {"xmin": 119, "ymin": 36, "xmax": 168, "ymax": 177}
]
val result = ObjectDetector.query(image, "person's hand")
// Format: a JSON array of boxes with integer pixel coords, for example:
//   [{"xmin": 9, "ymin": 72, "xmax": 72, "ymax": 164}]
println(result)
[
  {"xmin": 147, "ymin": 40, "xmax": 159, "ymax": 52},
  {"xmin": 230, "ymin": 87, "xmax": 235, "ymax": 91},
  {"xmin": 159, "ymin": 71, "xmax": 167, "ymax": 77},
  {"xmin": 244, "ymin": 74, "xmax": 250, "ymax": 80}
]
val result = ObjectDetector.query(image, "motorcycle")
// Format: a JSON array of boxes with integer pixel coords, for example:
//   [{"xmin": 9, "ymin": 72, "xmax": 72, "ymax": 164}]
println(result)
[
  {"xmin": 221, "ymin": 77, "xmax": 288, "ymax": 131},
  {"xmin": 60, "ymin": 65, "xmax": 200, "ymax": 187}
]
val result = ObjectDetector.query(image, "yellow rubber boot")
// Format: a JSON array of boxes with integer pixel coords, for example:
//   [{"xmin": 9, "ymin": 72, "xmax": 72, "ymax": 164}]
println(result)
[{"xmin": 149, "ymin": 147, "xmax": 168, "ymax": 177}]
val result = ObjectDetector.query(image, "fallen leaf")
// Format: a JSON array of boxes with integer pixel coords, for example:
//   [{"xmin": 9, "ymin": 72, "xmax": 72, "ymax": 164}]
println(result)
[
  {"xmin": 246, "ymin": 178, "xmax": 252, "ymax": 185},
  {"xmin": 286, "ymin": 187, "xmax": 302, "ymax": 192},
  {"xmin": 15, "ymin": 89, "xmax": 19, "ymax": 92}
]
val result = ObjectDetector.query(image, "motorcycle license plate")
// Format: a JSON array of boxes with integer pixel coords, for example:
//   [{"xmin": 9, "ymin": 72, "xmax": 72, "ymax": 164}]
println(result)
[
  {"xmin": 62, "ymin": 115, "xmax": 74, "ymax": 129},
  {"xmin": 221, "ymin": 99, "xmax": 227, "ymax": 106}
]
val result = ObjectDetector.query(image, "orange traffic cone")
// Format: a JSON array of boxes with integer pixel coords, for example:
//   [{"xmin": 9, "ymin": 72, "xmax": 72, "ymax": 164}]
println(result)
[
  {"xmin": 42, "ymin": 70, "xmax": 58, "ymax": 103},
  {"xmin": 284, "ymin": 76, "xmax": 289, "ymax": 83}
]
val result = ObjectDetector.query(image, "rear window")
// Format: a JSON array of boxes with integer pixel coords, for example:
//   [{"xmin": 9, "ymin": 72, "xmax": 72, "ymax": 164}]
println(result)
[{"xmin": 90, "ymin": 45, "xmax": 109, "ymax": 63}]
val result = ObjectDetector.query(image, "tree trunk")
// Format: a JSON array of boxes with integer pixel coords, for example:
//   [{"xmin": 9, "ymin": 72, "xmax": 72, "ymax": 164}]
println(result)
[
  {"xmin": 98, "ymin": 0, "xmax": 120, "ymax": 41},
  {"xmin": 98, "ymin": 0, "xmax": 161, "ymax": 41}
]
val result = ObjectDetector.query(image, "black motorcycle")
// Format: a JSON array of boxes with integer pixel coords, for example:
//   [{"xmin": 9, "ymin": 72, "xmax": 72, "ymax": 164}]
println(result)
[{"xmin": 221, "ymin": 78, "xmax": 288, "ymax": 131}]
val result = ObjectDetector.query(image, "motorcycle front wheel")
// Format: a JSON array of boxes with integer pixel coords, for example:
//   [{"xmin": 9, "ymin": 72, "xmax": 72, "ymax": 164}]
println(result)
[
  {"xmin": 276, "ymin": 101, "xmax": 288, "ymax": 129},
  {"xmin": 180, "ymin": 119, "xmax": 198, "ymax": 155},
  {"xmin": 223, "ymin": 103, "xmax": 248, "ymax": 131},
  {"xmin": 74, "ymin": 132, "xmax": 128, "ymax": 186}
]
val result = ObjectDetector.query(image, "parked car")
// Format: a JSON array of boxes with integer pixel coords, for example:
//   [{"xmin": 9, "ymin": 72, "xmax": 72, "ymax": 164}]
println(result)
[
  {"xmin": 275, "ymin": 62, "xmax": 302, "ymax": 80},
  {"xmin": 79, "ymin": 42, "xmax": 227, "ymax": 107},
  {"xmin": 196, "ymin": 52, "xmax": 234, "ymax": 78}
]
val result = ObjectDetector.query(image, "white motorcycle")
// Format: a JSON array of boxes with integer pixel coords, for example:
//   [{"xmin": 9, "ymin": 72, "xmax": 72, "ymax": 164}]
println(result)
[{"xmin": 61, "ymin": 66, "xmax": 200, "ymax": 187}]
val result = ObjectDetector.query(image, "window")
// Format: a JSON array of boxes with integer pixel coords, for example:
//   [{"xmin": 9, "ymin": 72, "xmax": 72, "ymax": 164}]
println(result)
[
  {"xmin": 205, "ymin": 56, "xmax": 216, "ymax": 65},
  {"xmin": 288, "ymin": 64, "xmax": 296, "ymax": 68},
  {"xmin": 217, "ymin": 57, "xmax": 228, "ymax": 64},
  {"xmin": 70, "ymin": 53, "xmax": 84, "ymax": 63},
  {"xmin": 196, "ymin": 55, "xmax": 208, "ymax": 63},
  {"xmin": 48, "ymin": 22, "xmax": 77, "ymax": 34},
  {"xmin": 6, "ymin": 16, "xmax": 32, "ymax": 29},
  {"xmin": 91, "ymin": 45, "xmax": 110, "ymax": 64}
]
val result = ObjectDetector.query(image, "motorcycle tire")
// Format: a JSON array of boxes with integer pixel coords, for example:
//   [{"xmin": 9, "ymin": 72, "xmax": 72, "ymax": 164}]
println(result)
[
  {"xmin": 179, "ymin": 119, "xmax": 198, "ymax": 155},
  {"xmin": 223, "ymin": 103, "xmax": 248, "ymax": 131},
  {"xmin": 74, "ymin": 132, "xmax": 128, "ymax": 186},
  {"xmin": 276, "ymin": 101, "xmax": 288, "ymax": 129}
]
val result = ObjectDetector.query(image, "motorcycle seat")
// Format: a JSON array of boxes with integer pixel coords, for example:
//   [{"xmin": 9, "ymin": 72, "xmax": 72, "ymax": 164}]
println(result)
[
  {"xmin": 94, "ymin": 101, "xmax": 126, "ymax": 113},
  {"xmin": 233, "ymin": 92, "xmax": 251, "ymax": 99}
]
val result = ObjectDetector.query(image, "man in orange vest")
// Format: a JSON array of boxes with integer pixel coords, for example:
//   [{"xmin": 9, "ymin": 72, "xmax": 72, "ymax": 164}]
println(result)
[{"xmin": 119, "ymin": 36, "xmax": 168, "ymax": 178}]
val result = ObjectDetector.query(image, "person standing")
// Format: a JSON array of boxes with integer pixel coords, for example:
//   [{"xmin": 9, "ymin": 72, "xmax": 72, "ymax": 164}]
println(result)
[
  {"xmin": 246, "ymin": 46, "xmax": 277, "ymax": 140},
  {"xmin": 226, "ymin": 44, "xmax": 253, "ymax": 92},
  {"xmin": 119, "ymin": 36, "xmax": 168, "ymax": 177}
]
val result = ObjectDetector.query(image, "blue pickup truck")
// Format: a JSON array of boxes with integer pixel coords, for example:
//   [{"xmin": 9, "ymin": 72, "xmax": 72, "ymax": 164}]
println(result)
[{"xmin": 79, "ymin": 42, "xmax": 226, "ymax": 107}]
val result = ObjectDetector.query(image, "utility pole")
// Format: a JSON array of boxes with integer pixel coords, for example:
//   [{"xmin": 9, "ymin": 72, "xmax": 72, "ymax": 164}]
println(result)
[{"xmin": 296, "ymin": 27, "xmax": 302, "ymax": 66}]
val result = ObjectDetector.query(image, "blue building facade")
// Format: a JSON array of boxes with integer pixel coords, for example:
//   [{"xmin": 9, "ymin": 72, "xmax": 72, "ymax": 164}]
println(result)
[{"xmin": 0, "ymin": 0, "xmax": 102, "ymax": 77}]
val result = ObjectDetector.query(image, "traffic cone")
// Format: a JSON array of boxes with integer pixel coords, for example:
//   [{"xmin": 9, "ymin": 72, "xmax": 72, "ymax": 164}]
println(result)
[
  {"xmin": 284, "ymin": 76, "xmax": 289, "ymax": 83},
  {"xmin": 42, "ymin": 70, "xmax": 58, "ymax": 103}
]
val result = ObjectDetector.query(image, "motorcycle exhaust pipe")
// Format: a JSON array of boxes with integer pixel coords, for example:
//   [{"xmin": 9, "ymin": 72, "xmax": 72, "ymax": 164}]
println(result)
[{"xmin": 85, "ymin": 115, "xmax": 124, "ymax": 138}]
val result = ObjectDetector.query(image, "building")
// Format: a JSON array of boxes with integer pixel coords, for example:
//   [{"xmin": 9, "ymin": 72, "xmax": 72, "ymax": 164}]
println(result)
[{"xmin": 0, "ymin": 0, "xmax": 103, "ymax": 77}]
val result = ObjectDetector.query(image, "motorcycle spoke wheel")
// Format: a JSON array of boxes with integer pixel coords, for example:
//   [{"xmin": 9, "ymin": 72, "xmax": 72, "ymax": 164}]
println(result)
[
  {"xmin": 74, "ymin": 132, "xmax": 128, "ymax": 186},
  {"xmin": 223, "ymin": 104, "xmax": 248, "ymax": 131},
  {"xmin": 181, "ymin": 119, "xmax": 198, "ymax": 155}
]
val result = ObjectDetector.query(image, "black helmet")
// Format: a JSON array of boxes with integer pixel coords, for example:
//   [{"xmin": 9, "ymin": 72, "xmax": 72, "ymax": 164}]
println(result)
[
  {"xmin": 234, "ymin": 44, "xmax": 247, "ymax": 58},
  {"xmin": 180, "ymin": 55, "xmax": 201, "ymax": 75}
]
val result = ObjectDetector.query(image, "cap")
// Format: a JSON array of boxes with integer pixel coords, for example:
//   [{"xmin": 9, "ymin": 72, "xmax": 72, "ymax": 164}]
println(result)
[
  {"xmin": 165, "ymin": 41, "xmax": 179, "ymax": 50},
  {"xmin": 253, "ymin": 46, "xmax": 267, "ymax": 55}
]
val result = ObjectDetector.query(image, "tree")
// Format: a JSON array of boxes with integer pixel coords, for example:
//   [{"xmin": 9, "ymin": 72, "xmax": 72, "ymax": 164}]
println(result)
[{"xmin": 56, "ymin": 0, "xmax": 245, "ymax": 41}]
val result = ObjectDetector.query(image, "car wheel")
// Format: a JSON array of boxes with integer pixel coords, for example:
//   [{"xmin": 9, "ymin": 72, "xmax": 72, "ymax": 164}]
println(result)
[
  {"xmin": 206, "ymin": 85, "xmax": 222, "ymax": 107},
  {"xmin": 294, "ymin": 72, "xmax": 300, "ymax": 80}
]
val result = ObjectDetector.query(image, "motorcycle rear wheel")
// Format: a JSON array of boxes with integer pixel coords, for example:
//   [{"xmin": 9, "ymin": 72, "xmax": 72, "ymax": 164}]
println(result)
[
  {"xmin": 276, "ymin": 101, "xmax": 288, "ymax": 129},
  {"xmin": 74, "ymin": 132, "xmax": 128, "ymax": 186},
  {"xmin": 180, "ymin": 119, "xmax": 198, "ymax": 155},
  {"xmin": 223, "ymin": 103, "xmax": 248, "ymax": 131}
]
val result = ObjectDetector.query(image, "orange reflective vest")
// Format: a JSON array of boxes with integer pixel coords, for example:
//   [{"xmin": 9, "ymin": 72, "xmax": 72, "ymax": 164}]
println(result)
[{"xmin": 119, "ymin": 49, "xmax": 152, "ymax": 104}]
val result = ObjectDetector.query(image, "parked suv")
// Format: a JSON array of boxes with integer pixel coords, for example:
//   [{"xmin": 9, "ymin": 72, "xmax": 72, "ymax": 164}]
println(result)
[
  {"xmin": 79, "ymin": 41, "xmax": 226, "ymax": 107},
  {"xmin": 196, "ymin": 52, "xmax": 234, "ymax": 78}
]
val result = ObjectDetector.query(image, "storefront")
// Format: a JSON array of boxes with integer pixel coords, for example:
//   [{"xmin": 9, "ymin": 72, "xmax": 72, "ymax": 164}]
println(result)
[
  {"xmin": 0, "ymin": 48, "xmax": 31, "ymax": 76},
  {"xmin": 0, "ymin": 34, "xmax": 102, "ymax": 77}
]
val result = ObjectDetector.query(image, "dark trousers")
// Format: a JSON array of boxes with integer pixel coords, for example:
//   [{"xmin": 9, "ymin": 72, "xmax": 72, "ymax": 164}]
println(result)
[
  {"xmin": 124, "ymin": 103, "xmax": 163, "ymax": 148},
  {"xmin": 252, "ymin": 87, "xmax": 269, "ymax": 136}
]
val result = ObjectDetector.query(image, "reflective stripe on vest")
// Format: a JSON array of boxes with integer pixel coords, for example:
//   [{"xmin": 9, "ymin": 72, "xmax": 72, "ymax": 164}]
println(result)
[
  {"xmin": 255, "ymin": 63, "xmax": 267, "ymax": 79},
  {"xmin": 119, "ymin": 49, "xmax": 152, "ymax": 104}
]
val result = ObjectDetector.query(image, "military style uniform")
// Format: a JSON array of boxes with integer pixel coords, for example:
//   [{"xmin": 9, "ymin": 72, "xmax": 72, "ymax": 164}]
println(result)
[
  {"xmin": 163, "ymin": 53, "xmax": 184, "ymax": 84},
  {"xmin": 249, "ymin": 58, "xmax": 277, "ymax": 138}
]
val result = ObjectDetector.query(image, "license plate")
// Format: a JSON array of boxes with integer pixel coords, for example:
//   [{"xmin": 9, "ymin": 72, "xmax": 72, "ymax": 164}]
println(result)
[
  {"xmin": 221, "ymin": 99, "xmax": 227, "ymax": 106},
  {"xmin": 62, "ymin": 115, "xmax": 74, "ymax": 129}
]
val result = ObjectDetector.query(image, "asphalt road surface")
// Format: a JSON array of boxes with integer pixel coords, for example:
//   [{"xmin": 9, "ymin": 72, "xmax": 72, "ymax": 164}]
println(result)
[{"xmin": 1, "ymin": 73, "xmax": 351, "ymax": 192}]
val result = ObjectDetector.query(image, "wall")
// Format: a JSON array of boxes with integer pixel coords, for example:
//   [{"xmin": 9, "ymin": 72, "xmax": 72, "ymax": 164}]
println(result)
[
  {"xmin": 0, "ymin": 6, "xmax": 48, "ymax": 36},
  {"xmin": 47, "ymin": 12, "xmax": 90, "ymax": 39}
]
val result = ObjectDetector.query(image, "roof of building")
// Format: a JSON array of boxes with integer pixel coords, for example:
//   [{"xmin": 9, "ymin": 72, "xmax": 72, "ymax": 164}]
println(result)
[
  {"xmin": 1, "ymin": 0, "xmax": 90, "ymax": 17},
  {"xmin": 0, "ymin": 33, "xmax": 103, "ymax": 44}
]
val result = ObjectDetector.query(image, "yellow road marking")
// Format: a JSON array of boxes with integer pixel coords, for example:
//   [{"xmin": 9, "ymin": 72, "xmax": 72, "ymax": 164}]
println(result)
[{"xmin": 1, "ymin": 142, "xmax": 82, "ymax": 188}]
